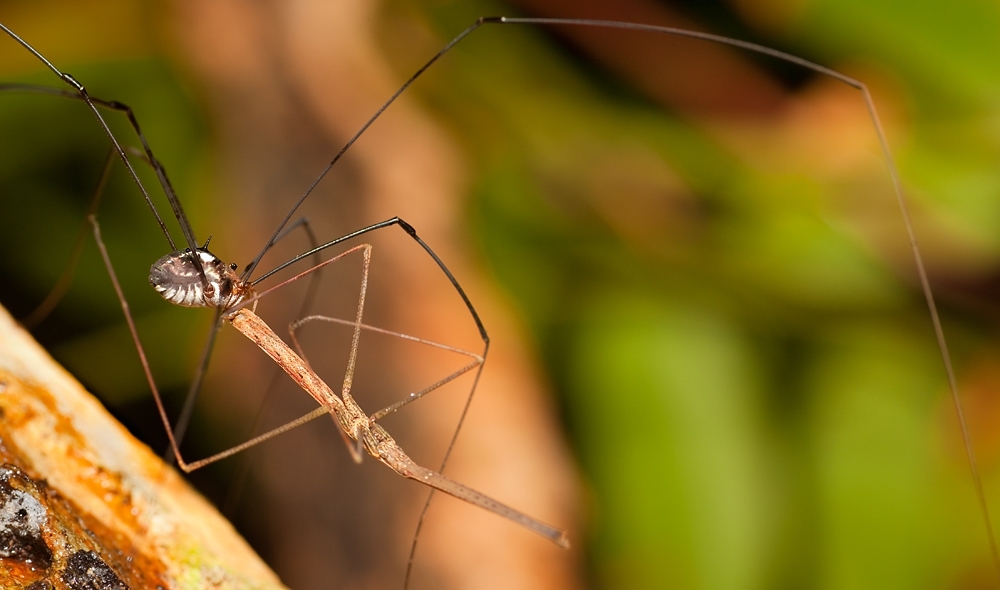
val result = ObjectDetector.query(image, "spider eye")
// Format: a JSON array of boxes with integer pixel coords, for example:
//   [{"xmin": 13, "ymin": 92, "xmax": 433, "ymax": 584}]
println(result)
[{"xmin": 230, "ymin": 262, "xmax": 238, "ymax": 270}]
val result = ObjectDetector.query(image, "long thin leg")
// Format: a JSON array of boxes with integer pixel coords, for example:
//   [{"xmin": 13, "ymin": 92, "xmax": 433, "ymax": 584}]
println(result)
[
  {"xmin": 94, "ymin": 230, "xmax": 372, "ymax": 473},
  {"xmin": 0, "ymin": 79, "xmax": 213, "ymax": 302},
  {"xmin": 222, "ymin": 217, "xmax": 325, "ymax": 514},
  {"xmin": 254, "ymin": 227, "xmax": 488, "ymax": 467},
  {"xmin": 0, "ymin": 37, "xmax": 197, "ymax": 255},
  {"xmin": 91, "ymin": 212, "xmax": 347, "ymax": 473},
  {"xmin": 226, "ymin": 307, "xmax": 568, "ymax": 548},
  {"xmin": 1, "ymin": 82, "xmax": 204, "ymax": 258},
  {"xmin": 164, "ymin": 308, "xmax": 223, "ymax": 465},
  {"xmin": 339, "ymin": 243, "xmax": 370, "ymax": 463},
  {"xmin": 245, "ymin": 237, "xmax": 487, "ymax": 471},
  {"xmin": 20, "ymin": 146, "xmax": 115, "ymax": 329},
  {"xmin": 178, "ymin": 406, "xmax": 333, "ymax": 472},
  {"xmin": 88, "ymin": 217, "xmax": 185, "ymax": 467},
  {"xmin": 251, "ymin": 219, "xmax": 487, "ymax": 343},
  {"xmin": 250, "ymin": 217, "xmax": 493, "ymax": 469},
  {"xmin": 397, "ymin": 457, "xmax": 569, "ymax": 548},
  {"xmin": 170, "ymin": 216, "xmax": 324, "ymax": 465},
  {"xmin": 255, "ymin": 217, "xmax": 497, "ymax": 587},
  {"xmin": 94, "ymin": 215, "xmax": 329, "ymax": 473},
  {"xmin": 282, "ymin": 242, "xmax": 373, "ymax": 463},
  {"xmin": 288, "ymin": 315, "xmax": 483, "ymax": 422},
  {"xmin": 493, "ymin": 18, "xmax": 1000, "ymax": 576},
  {"xmin": 248, "ymin": 238, "xmax": 487, "ymax": 470},
  {"xmin": 250, "ymin": 241, "xmax": 375, "ymax": 464}
]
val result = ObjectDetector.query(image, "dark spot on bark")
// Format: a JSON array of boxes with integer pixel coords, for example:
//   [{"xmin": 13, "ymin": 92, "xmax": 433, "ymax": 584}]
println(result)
[
  {"xmin": 61, "ymin": 550, "xmax": 129, "ymax": 590},
  {"xmin": 0, "ymin": 464, "xmax": 52, "ymax": 569}
]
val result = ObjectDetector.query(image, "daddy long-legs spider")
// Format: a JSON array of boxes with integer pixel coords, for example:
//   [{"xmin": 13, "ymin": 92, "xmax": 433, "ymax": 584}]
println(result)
[{"xmin": 4, "ymin": 0, "xmax": 1000, "ymax": 588}]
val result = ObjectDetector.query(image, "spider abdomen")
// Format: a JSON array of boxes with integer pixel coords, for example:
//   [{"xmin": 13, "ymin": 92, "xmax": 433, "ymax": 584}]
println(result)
[{"xmin": 149, "ymin": 249, "xmax": 252, "ymax": 309}]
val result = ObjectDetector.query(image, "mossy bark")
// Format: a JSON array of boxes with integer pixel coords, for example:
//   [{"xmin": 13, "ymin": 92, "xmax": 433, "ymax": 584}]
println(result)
[{"xmin": 0, "ymin": 303, "xmax": 288, "ymax": 590}]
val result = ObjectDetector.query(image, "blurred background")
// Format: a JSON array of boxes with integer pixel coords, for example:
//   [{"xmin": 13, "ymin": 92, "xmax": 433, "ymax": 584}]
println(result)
[{"xmin": 2, "ymin": 0, "xmax": 1000, "ymax": 588}]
